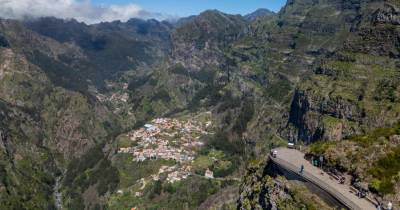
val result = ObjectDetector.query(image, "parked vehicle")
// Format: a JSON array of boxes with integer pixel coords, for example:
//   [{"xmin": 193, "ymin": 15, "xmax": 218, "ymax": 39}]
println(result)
[
  {"xmin": 287, "ymin": 142, "xmax": 295, "ymax": 149},
  {"xmin": 270, "ymin": 149, "xmax": 278, "ymax": 158}
]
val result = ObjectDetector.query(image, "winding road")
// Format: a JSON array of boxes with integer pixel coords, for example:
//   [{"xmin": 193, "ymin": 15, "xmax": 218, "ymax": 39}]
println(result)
[{"xmin": 270, "ymin": 148, "xmax": 376, "ymax": 210}]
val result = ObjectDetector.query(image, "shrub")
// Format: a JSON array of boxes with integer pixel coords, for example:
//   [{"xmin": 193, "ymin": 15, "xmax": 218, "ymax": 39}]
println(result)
[
  {"xmin": 146, "ymin": 181, "xmax": 163, "ymax": 199},
  {"xmin": 205, "ymin": 131, "xmax": 246, "ymax": 156},
  {"xmin": 368, "ymin": 146, "xmax": 400, "ymax": 195},
  {"xmin": 233, "ymin": 99, "xmax": 255, "ymax": 136},
  {"xmin": 350, "ymin": 125, "xmax": 400, "ymax": 146},
  {"xmin": 63, "ymin": 146, "xmax": 104, "ymax": 187},
  {"xmin": 309, "ymin": 141, "xmax": 335, "ymax": 155},
  {"xmin": 374, "ymin": 79, "xmax": 399, "ymax": 102}
]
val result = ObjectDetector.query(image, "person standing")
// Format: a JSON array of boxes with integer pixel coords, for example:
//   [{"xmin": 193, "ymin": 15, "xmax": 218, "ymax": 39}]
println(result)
[
  {"xmin": 376, "ymin": 204, "xmax": 382, "ymax": 210},
  {"xmin": 319, "ymin": 156, "xmax": 324, "ymax": 169},
  {"xmin": 388, "ymin": 201, "xmax": 393, "ymax": 210},
  {"xmin": 273, "ymin": 150, "xmax": 278, "ymax": 158},
  {"xmin": 300, "ymin": 164, "xmax": 304, "ymax": 175}
]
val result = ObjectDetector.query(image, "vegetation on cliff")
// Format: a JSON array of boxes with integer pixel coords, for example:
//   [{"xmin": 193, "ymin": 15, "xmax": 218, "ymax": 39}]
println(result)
[
  {"xmin": 308, "ymin": 124, "xmax": 400, "ymax": 201},
  {"xmin": 0, "ymin": 0, "xmax": 399, "ymax": 209}
]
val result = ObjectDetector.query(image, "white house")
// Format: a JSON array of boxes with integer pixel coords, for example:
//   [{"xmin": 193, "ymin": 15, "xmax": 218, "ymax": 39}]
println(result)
[{"xmin": 205, "ymin": 168, "xmax": 214, "ymax": 179}]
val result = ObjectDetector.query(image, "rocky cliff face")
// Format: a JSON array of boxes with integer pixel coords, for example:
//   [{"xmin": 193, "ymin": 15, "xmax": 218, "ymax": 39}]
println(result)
[
  {"xmin": 285, "ymin": 0, "xmax": 400, "ymax": 143},
  {"xmin": 239, "ymin": 0, "xmax": 400, "ymax": 208},
  {"xmin": 127, "ymin": 10, "xmax": 252, "ymax": 124},
  {"xmin": 171, "ymin": 10, "xmax": 248, "ymax": 72},
  {"xmin": 373, "ymin": 3, "xmax": 400, "ymax": 25},
  {"xmin": 0, "ymin": 0, "xmax": 399, "ymax": 209},
  {"xmin": 286, "ymin": 90, "xmax": 363, "ymax": 143},
  {"xmin": 237, "ymin": 160, "xmax": 333, "ymax": 210},
  {"xmin": 127, "ymin": 0, "xmax": 369, "ymax": 151}
]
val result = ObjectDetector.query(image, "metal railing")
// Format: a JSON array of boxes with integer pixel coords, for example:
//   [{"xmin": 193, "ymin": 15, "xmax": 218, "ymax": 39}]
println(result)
[{"xmin": 270, "ymin": 156, "xmax": 362, "ymax": 210}]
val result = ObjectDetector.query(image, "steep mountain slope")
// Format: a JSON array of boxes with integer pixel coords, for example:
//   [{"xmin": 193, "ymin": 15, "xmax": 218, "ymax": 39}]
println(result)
[
  {"xmin": 0, "ymin": 19, "xmax": 123, "ymax": 209},
  {"xmin": 0, "ymin": 99, "xmax": 57, "ymax": 209},
  {"xmin": 219, "ymin": 0, "xmax": 366, "ymax": 152},
  {"xmin": 245, "ymin": 9, "xmax": 276, "ymax": 22},
  {"xmin": 240, "ymin": 0, "xmax": 400, "ymax": 208},
  {"xmin": 286, "ymin": 0, "xmax": 400, "ymax": 143},
  {"xmin": 0, "ymin": 1, "xmax": 399, "ymax": 209},
  {"xmin": 126, "ymin": 0, "xmax": 398, "ymax": 168},
  {"xmin": 171, "ymin": 10, "xmax": 248, "ymax": 71},
  {"xmin": 238, "ymin": 160, "xmax": 334, "ymax": 210},
  {"xmin": 24, "ymin": 17, "xmax": 173, "ymax": 90},
  {"xmin": 128, "ymin": 10, "xmax": 250, "ymax": 121},
  {"xmin": 0, "ymin": 13, "xmax": 252, "ymax": 209}
]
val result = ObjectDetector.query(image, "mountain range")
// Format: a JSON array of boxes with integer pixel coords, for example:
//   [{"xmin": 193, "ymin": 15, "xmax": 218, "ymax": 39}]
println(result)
[{"xmin": 0, "ymin": 0, "xmax": 399, "ymax": 209}]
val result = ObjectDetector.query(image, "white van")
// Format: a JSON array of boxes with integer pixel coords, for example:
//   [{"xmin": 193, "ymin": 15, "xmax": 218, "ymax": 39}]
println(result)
[{"xmin": 287, "ymin": 142, "xmax": 295, "ymax": 149}]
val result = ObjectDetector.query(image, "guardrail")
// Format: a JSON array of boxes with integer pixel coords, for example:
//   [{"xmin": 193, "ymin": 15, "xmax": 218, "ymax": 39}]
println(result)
[{"xmin": 270, "ymin": 156, "xmax": 362, "ymax": 210}]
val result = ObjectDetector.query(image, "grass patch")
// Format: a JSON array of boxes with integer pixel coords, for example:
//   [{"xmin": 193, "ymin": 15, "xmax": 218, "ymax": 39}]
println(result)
[
  {"xmin": 108, "ymin": 176, "xmax": 235, "ymax": 210},
  {"xmin": 349, "ymin": 124, "xmax": 400, "ymax": 146},
  {"xmin": 322, "ymin": 116, "xmax": 341, "ymax": 128},
  {"xmin": 309, "ymin": 141, "xmax": 336, "ymax": 155},
  {"xmin": 193, "ymin": 150, "xmax": 235, "ymax": 177},
  {"xmin": 112, "ymin": 154, "xmax": 175, "ymax": 188},
  {"xmin": 116, "ymin": 135, "xmax": 137, "ymax": 148}
]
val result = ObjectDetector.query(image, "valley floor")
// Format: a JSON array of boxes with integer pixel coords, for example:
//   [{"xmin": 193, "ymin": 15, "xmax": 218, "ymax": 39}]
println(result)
[{"xmin": 108, "ymin": 112, "xmax": 241, "ymax": 209}]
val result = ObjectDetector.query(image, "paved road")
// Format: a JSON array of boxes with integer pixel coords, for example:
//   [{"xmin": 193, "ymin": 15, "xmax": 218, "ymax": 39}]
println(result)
[{"xmin": 271, "ymin": 148, "xmax": 376, "ymax": 210}]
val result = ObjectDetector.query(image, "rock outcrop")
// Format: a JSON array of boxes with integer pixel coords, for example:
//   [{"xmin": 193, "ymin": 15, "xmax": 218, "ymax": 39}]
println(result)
[
  {"xmin": 238, "ymin": 159, "xmax": 333, "ymax": 210},
  {"xmin": 0, "ymin": 0, "xmax": 399, "ymax": 209},
  {"xmin": 373, "ymin": 4, "xmax": 400, "ymax": 25}
]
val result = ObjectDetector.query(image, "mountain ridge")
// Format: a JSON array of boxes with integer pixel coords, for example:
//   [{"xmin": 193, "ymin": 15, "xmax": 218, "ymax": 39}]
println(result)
[
  {"xmin": 0, "ymin": 1, "xmax": 399, "ymax": 209},
  {"xmin": 245, "ymin": 8, "xmax": 276, "ymax": 21}
]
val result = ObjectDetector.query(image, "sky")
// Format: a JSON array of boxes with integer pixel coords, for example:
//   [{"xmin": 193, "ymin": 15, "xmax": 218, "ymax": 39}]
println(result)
[
  {"xmin": 0, "ymin": 0, "xmax": 287, "ymax": 24},
  {"xmin": 93, "ymin": 0, "xmax": 287, "ymax": 17}
]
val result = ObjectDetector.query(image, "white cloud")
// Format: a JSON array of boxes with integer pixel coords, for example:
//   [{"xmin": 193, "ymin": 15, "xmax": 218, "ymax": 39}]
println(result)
[{"xmin": 0, "ymin": 0, "xmax": 162, "ymax": 24}]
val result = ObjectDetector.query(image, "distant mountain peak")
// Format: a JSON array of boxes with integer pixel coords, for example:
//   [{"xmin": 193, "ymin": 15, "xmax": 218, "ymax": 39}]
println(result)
[
  {"xmin": 200, "ymin": 9, "xmax": 224, "ymax": 15},
  {"xmin": 198, "ymin": 9, "xmax": 231, "ymax": 19},
  {"xmin": 245, "ymin": 8, "xmax": 276, "ymax": 21}
]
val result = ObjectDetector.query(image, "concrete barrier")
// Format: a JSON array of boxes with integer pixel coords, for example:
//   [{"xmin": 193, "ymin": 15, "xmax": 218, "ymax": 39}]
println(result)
[{"xmin": 270, "ymin": 156, "xmax": 362, "ymax": 210}]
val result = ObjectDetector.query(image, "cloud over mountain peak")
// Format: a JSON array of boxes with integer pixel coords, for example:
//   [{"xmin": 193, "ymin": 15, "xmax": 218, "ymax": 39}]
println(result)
[{"xmin": 0, "ymin": 0, "xmax": 162, "ymax": 24}]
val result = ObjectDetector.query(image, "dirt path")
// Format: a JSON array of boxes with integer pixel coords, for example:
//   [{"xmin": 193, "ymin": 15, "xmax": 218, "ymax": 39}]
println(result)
[{"xmin": 53, "ymin": 176, "xmax": 63, "ymax": 210}]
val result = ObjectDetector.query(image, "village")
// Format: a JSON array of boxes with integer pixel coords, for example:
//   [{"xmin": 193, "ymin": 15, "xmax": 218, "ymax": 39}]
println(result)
[
  {"xmin": 92, "ymin": 82, "xmax": 130, "ymax": 104},
  {"xmin": 118, "ymin": 117, "xmax": 214, "ymax": 183}
]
